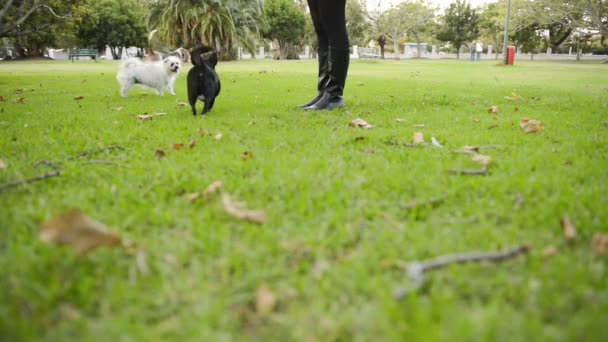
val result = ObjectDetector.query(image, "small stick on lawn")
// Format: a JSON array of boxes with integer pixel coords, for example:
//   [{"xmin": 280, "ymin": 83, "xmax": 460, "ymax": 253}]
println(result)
[
  {"xmin": 403, "ymin": 193, "xmax": 447, "ymax": 210},
  {"xmin": 0, "ymin": 171, "xmax": 61, "ymax": 191},
  {"xmin": 81, "ymin": 160, "xmax": 128, "ymax": 168},
  {"xmin": 447, "ymin": 167, "xmax": 488, "ymax": 176},
  {"xmin": 73, "ymin": 145, "xmax": 125, "ymax": 159},
  {"xmin": 393, "ymin": 244, "xmax": 530, "ymax": 300},
  {"xmin": 34, "ymin": 160, "xmax": 60, "ymax": 170}
]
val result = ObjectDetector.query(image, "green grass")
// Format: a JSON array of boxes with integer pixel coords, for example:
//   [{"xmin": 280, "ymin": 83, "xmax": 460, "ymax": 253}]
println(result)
[{"xmin": 1, "ymin": 58, "xmax": 607, "ymax": 341}]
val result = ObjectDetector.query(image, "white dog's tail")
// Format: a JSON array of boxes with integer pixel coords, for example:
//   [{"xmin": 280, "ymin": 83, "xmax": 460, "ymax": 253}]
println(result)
[{"xmin": 120, "ymin": 58, "xmax": 142, "ymax": 69}]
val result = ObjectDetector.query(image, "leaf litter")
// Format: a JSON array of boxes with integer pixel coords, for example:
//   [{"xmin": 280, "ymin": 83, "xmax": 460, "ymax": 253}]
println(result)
[{"xmin": 39, "ymin": 209, "xmax": 122, "ymax": 255}]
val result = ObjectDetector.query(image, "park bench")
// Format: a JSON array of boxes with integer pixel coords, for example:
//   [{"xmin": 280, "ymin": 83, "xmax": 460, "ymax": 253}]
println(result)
[
  {"xmin": 69, "ymin": 48, "xmax": 98, "ymax": 62},
  {"xmin": 358, "ymin": 47, "xmax": 380, "ymax": 58}
]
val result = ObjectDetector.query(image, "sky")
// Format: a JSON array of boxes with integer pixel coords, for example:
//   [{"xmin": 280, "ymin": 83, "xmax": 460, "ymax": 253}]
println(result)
[{"xmin": 365, "ymin": 0, "xmax": 494, "ymax": 11}]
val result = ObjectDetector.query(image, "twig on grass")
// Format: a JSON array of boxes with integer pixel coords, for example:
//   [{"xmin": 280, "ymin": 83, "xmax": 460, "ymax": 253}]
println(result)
[
  {"xmin": 403, "ymin": 194, "xmax": 447, "ymax": 210},
  {"xmin": 80, "ymin": 160, "xmax": 129, "ymax": 168},
  {"xmin": 34, "ymin": 160, "xmax": 60, "ymax": 170},
  {"xmin": 447, "ymin": 167, "xmax": 488, "ymax": 176},
  {"xmin": 393, "ymin": 244, "xmax": 530, "ymax": 300},
  {"xmin": 0, "ymin": 171, "xmax": 61, "ymax": 191},
  {"xmin": 73, "ymin": 145, "xmax": 125, "ymax": 159}
]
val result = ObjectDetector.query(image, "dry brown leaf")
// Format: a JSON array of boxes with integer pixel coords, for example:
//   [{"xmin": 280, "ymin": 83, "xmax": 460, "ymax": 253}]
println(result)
[
  {"xmin": 256, "ymin": 284, "xmax": 277, "ymax": 315},
  {"xmin": 241, "ymin": 151, "xmax": 254, "ymax": 160},
  {"xmin": 487, "ymin": 106, "xmax": 499, "ymax": 114},
  {"xmin": 0, "ymin": 159, "xmax": 6, "ymax": 170},
  {"xmin": 137, "ymin": 112, "xmax": 166, "ymax": 120},
  {"xmin": 13, "ymin": 97, "xmax": 25, "ymax": 103},
  {"xmin": 188, "ymin": 180, "xmax": 223, "ymax": 201},
  {"xmin": 0, "ymin": 96, "xmax": 6, "ymax": 102},
  {"xmin": 472, "ymin": 154, "xmax": 492, "ymax": 167},
  {"xmin": 222, "ymin": 194, "xmax": 266, "ymax": 224},
  {"xmin": 349, "ymin": 118, "xmax": 373, "ymax": 129},
  {"xmin": 59, "ymin": 304, "xmax": 83, "ymax": 321},
  {"xmin": 136, "ymin": 250, "xmax": 150, "ymax": 275},
  {"xmin": 155, "ymin": 149, "xmax": 166, "ymax": 159},
  {"xmin": 413, "ymin": 132, "xmax": 425, "ymax": 144},
  {"xmin": 203, "ymin": 180, "xmax": 223, "ymax": 198},
  {"xmin": 520, "ymin": 118, "xmax": 544, "ymax": 133},
  {"xmin": 14, "ymin": 89, "xmax": 24, "ymax": 94},
  {"xmin": 591, "ymin": 233, "xmax": 608, "ymax": 255},
  {"xmin": 561, "ymin": 215, "xmax": 577, "ymax": 243},
  {"xmin": 198, "ymin": 128, "xmax": 209, "ymax": 136},
  {"xmin": 173, "ymin": 143, "xmax": 184, "ymax": 150},
  {"xmin": 188, "ymin": 138, "xmax": 197, "ymax": 149},
  {"xmin": 39, "ymin": 209, "xmax": 122, "ymax": 255},
  {"xmin": 214, "ymin": 133, "xmax": 223, "ymax": 140},
  {"xmin": 177, "ymin": 102, "xmax": 187, "ymax": 107},
  {"xmin": 73, "ymin": 96, "xmax": 84, "ymax": 100},
  {"xmin": 542, "ymin": 246, "xmax": 557, "ymax": 258}
]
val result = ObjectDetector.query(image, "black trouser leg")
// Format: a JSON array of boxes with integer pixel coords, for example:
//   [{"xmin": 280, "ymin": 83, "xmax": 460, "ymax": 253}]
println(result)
[
  {"xmin": 296, "ymin": 49, "xmax": 329, "ymax": 108},
  {"xmin": 304, "ymin": 0, "xmax": 350, "ymax": 110}
]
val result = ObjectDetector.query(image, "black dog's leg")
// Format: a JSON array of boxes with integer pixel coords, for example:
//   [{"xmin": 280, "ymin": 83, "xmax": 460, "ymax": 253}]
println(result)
[
  {"xmin": 202, "ymin": 99, "xmax": 211, "ymax": 115},
  {"xmin": 207, "ymin": 96, "xmax": 217, "ymax": 112},
  {"xmin": 189, "ymin": 96, "xmax": 198, "ymax": 116}
]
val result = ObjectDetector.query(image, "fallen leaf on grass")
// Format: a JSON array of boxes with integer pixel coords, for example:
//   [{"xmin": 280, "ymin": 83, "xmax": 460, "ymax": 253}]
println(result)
[
  {"xmin": 0, "ymin": 159, "xmax": 6, "ymax": 170},
  {"xmin": 504, "ymin": 92, "xmax": 522, "ymax": 101},
  {"xmin": 542, "ymin": 246, "xmax": 557, "ymax": 258},
  {"xmin": 155, "ymin": 149, "xmax": 166, "ymax": 159},
  {"xmin": 349, "ymin": 118, "xmax": 373, "ymax": 129},
  {"xmin": 59, "ymin": 304, "xmax": 83, "ymax": 321},
  {"xmin": 413, "ymin": 132, "xmax": 425, "ymax": 145},
  {"xmin": 487, "ymin": 106, "xmax": 499, "ymax": 114},
  {"xmin": 177, "ymin": 102, "xmax": 187, "ymax": 107},
  {"xmin": 173, "ymin": 143, "xmax": 184, "ymax": 150},
  {"xmin": 73, "ymin": 96, "xmax": 84, "ymax": 100},
  {"xmin": 214, "ymin": 133, "xmax": 223, "ymax": 140},
  {"xmin": 111, "ymin": 107, "xmax": 123, "ymax": 111},
  {"xmin": 14, "ymin": 89, "xmax": 24, "ymax": 94},
  {"xmin": 520, "ymin": 118, "xmax": 544, "ymax": 133},
  {"xmin": 137, "ymin": 112, "xmax": 166, "ymax": 120},
  {"xmin": 241, "ymin": 151, "xmax": 254, "ymax": 160},
  {"xmin": 256, "ymin": 284, "xmax": 277, "ymax": 315},
  {"xmin": 188, "ymin": 139, "xmax": 197, "ymax": 149},
  {"xmin": 39, "ymin": 209, "xmax": 122, "ymax": 255},
  {"xmin": 561, "ymin": 215, "xmax": 577, "ymax": 243},
  {"xmin": 0, "ymin": 96, "xmax": 6, "ymax": 102},
  {"xmin": 13, "ymin": 98, "xmax": 25, "ymax": 103},
  {"xmin": 431, "ymin": 137, "xmax": 443, "ymax": 148},
  {"xmin": 592, "ymin": 233, "xmax": 608, "ymax": 255},
  {"xmin": 395, "ymin": 118, "xmax": 407, "ymax": 123},
  {"xmin": 222, "ymin": 194, "xmax": 266, "ymax": 224},
  {"xmin": 472, "ymin": 154, "xmax": 492, "ymax": 167},
  {"xmin": 188, "ymin": 180, "xmax": 223, "ymax": 201}
]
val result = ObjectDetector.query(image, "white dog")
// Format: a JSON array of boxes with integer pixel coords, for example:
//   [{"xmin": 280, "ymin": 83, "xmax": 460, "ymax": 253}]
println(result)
[{"xmin": 116, "ymin": 56, "xmax": 182, "ymax": 97}]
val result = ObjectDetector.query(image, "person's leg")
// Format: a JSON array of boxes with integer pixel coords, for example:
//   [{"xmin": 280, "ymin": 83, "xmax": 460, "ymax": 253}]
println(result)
[
  {"xmin": 305, "ymin": 0, "xmax": 349, "ymax": 111},
  {"xmin": 297, "ymin": 0, "xmax": 330, "ymax": 108}
]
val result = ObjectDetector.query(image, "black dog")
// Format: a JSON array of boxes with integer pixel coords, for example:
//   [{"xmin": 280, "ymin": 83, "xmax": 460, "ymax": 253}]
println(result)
[{"xmin": 187, "ymin": 46, "xmax": 221, "ymax": 115}]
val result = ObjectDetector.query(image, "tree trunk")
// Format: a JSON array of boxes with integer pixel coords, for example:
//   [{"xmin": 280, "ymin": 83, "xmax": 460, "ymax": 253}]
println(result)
[
  {"xmin": 393, "ymin": 41, "xmax": 400, "ymax": 60},
  {"xmin": 415, "ymin": 33, "xmax": 422, "ymax": 58}
]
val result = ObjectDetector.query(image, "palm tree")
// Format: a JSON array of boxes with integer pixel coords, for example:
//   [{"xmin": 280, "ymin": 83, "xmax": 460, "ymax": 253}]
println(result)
[{"xmin": 146, "ymin": 0, "xmax": 265, "ymax": 59}]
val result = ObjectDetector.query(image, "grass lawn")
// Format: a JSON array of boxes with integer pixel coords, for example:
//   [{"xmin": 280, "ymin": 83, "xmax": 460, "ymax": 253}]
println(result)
[{"xmin": 1, "ymin": 57, "xmax": 607, "ymax": 340}]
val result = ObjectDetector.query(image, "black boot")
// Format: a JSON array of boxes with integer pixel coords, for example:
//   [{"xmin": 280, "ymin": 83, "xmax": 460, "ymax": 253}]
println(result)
[
  {"xmin": 297, "ymin": 49, "xmax": 330, "ymax": 108},
  {"xmin": 305, "ymin": 48, "xmax": 349, "ymax": 111}
]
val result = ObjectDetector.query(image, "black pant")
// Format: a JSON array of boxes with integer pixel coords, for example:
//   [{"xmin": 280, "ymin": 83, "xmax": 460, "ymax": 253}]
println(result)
[{"xmin": 306, "ymin": 0, "xmax": 349, "ymax": 51}]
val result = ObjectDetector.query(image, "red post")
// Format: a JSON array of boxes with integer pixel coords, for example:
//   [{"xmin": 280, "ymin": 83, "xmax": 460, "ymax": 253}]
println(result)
[{"xmin": 507, "ymin": 46, "xmax": 516, "ymax": 65}]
